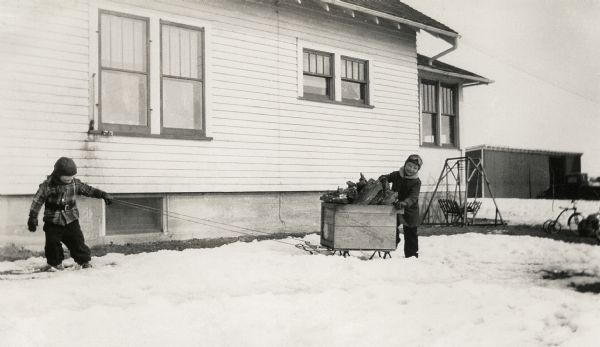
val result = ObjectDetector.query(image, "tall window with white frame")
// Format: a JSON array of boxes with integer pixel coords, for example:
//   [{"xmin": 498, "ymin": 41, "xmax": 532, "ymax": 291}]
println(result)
[
  {"xmin": 303, "ymin": 49, "xmax": 333, "ymax": 100},
  {"xmin": 161, "ymin": 21, "xmax": 205, "ymax": 137},
  {"xmin": 99, "ymin": 11, "xmax": 149, "ymax": 134},
  {"xmin": 341, "ymin": 56, "xmax": 368, "ymax": 105},
  {"xmin": 420, "ymin": 80, "xmax": 457, "ymax": 147}
]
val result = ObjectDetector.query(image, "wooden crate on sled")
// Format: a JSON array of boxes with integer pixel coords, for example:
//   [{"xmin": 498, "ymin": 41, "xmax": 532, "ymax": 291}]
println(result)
[{"xmin": 320, "ymin": 203, "xmax": 398, "ymax": 251}]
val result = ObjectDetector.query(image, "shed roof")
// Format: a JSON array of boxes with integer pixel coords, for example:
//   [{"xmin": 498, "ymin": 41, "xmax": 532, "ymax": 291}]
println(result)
[
  {"xmin": 417, "ymin": 54, "xmax": 493, "ymax": 85},
  {"xmin": 466, "ymin": 145, "xmax": 583, "ymax": 157}
]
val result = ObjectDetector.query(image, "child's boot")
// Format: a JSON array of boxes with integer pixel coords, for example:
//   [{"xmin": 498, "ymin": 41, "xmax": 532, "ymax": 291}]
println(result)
[{"xmin": 45, "ymin": 264, "xmax": 64, "ymax": 272}]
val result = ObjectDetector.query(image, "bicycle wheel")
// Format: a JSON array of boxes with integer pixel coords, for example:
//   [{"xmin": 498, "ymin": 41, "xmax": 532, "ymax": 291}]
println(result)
[
  {"xmin": 542, "ymin": 219, "xmax": 553, "ymax": 234},
  {"xmin": 567, "ymin": 213, "xmax": 583, "ymax": 235},
  {"xmin": 548, "ymin": 221, "xmax": 561, "ymax": 234}
]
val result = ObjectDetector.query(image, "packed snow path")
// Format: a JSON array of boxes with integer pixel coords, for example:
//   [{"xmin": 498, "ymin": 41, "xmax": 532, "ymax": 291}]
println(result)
[{"xmin": 1, "ymin": 233, "xmax": 599, "ymax": 346}]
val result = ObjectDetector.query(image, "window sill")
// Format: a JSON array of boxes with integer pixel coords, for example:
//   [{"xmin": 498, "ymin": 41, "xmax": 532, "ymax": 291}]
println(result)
[
  {"xmin": 420, "ymin": 143, "xmax": 459, "ymax": 149},
  {"xmin": 298, "ymin": 96, "xmax": 374, "ymax": 109},
  {"xmin": 88, "ymin": 130, "xmax": 213, "ymax": 141}
]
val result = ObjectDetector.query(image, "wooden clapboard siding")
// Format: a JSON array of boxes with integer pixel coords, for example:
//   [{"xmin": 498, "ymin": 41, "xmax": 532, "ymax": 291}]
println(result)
[
  {"xmin": 0, "ymin": 1, "xmax": 91, "ymax": 195},
  {"xmin": 0, "ymin": 0, "xmax": 421, "ymax": 194}
]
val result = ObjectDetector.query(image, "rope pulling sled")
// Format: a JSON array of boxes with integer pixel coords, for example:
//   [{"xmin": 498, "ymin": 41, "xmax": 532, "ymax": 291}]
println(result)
[{"xmin": 3, "ymin": 197, "xmax": 390, "ymax": 280}]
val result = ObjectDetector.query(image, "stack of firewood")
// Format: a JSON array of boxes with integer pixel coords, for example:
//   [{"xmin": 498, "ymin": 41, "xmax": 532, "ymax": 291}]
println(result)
[{"xmin": 320, "ymin": 173, "xmax": 397, "ymax": 205}]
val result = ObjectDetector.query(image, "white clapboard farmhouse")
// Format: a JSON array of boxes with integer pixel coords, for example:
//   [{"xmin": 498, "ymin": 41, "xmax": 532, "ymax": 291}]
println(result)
[{"xmin": 0, "ymin": 0, "xmax": 491, "ymax": 247}]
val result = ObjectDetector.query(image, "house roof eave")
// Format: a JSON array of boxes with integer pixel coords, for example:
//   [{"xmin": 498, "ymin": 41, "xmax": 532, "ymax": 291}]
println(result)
[
  {"xmin": 418, "ymin": 65, "xmax": 494, "ymax": 85},
  {"xmin": 326, "ymin": 0, "xmax": 459, "ymax": 41}
]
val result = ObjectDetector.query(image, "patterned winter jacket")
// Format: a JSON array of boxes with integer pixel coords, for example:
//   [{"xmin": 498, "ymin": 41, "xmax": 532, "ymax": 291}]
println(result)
[{"xmin": 29, "ymin": 176, "xmax": 107, "ymax": 226}]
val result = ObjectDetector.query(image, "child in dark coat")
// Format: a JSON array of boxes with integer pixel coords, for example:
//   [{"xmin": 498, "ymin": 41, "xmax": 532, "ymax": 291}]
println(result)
[
  {"xmin": 27, "ymin": 157, "xmax": 113, "ymax": 270},
  {"xmin": 379, "ymin": 154, "xmax": 422, "ymax": 258}
]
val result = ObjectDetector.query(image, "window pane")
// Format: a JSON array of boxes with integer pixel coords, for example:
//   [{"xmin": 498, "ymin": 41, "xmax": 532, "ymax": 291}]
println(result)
[
  {"xmin": 162, "ymin": 25, "xmax": 171, "ymax": 75},
  {"xmin": 303, "ymin": 52, "xmax": 309, "ymax": 73},
  {"xmin": 309, "ymin": 53, "xmax": 317, "ymax": 74},
  {"xmin": 100, "ymin": 14, "xmax": 111, "ymax": 67},
  {"xmin": 133, "ymin": 21, "xmax": 145, "ymax": 71},
  {"xmin": 180, "ymin": 29, "xmax": 191, "ymax": 78},
  {"xmin": 420, "ymin": 82, "xmax": 437, "ymax": 113},
  {"xmin": 109, "ymin": 15, "xmax": 122, "ymax": 68},
  {"xmin": 162, "ymin": 24, "xmax": 203, "ymax": 79},
  {"xmin": 191, "ymin": 30, "xmax": 202, "ymax": 78},
  {"xmin": 121, "ymin": 18, "xmax": 133, "ymax": 69},
  {"xmin": 352, "ymin": 61, "xmax": 359, "ymax": 80},
  {"xmin": 316, "ymin": 55, "xmax": 324, "ymax": 74},
  {"xmin": 323, "ymin": 55, "xmax": 330, "ymax": 76},
  {"xmin": 358, "ymin": 62, "xmax": 364, "ymax": 81},
  {"xmin": 303, "ymin": 75, "xmax": 328, "ymax": 96},
  {"xmin": 342, "ymin": 80, "xmax": 363, "ymax": 102},
  {"xmin": 304, "ymin": 51, "xmax": 333, "ymax": 76},
  {"xmin": 106, "ymin": 197, "xmax": 162, "ymax": 234},
  {"xmin": 341, "ymin": 59, "xmax": 347, "ymax": 78},
  {"xmin": 441, "ymin": 85, "xmax": 455, "ymax": 115},
  {"xmin": 346, "ymin": 61, "xmax": 352, "ymax": 79},
  {"xmin": 101, "ymin": 70, "xmax": 147, "ymax": 126},
  {"xmin": 100, "ymin": 13, "xmax": 146, "ymax": 72},
  {"xmin": 168, "ymin": 27, "xmax": 180, "ymax": 76},
  {"xmin": 163, "ymin": 78, "xmax": 203, "ymax": 130},
  {"xmin": 422, "ymin": 112, "xmax": 436, "ymax": 143},
  {"xmin": 441, "ymin": 115, "xmax": 455, "ymax": 145}
]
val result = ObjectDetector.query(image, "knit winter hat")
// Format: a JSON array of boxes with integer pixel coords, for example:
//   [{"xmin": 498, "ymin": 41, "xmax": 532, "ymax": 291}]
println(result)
[
  {"xmin": 405, "ymin": 154, "xmax": 423, "ymax": 169},
  {"xmin": 53, "ymin": 157, "xmax": 77, "ymax": 176}
]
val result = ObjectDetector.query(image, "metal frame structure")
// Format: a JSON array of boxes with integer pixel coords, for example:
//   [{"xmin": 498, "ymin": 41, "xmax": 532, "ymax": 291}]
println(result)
[{"xmin": 422, "ymin": 156, "xmax": 505, "ymax": 226}]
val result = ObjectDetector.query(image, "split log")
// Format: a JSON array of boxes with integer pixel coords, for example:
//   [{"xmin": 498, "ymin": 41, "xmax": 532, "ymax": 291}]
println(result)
[
  {"xmin": 379, "ymin": 179, "xmax": 398, "ymax": 205},
  {"xmin": 356, "ymin": 173, "xmax": 368, "ymax": 192},
  {"xmin": 354, "ymin": 178, "xmax": 382, "ymax": 205}
]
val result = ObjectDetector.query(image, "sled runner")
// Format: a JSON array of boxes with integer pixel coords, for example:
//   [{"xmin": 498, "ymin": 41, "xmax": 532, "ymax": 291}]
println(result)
[
  {"xmin": 0, "ymin": 263, "xmax": 79, "ymax": 280},
  {"xmin": 295, "ymin": 241, "xmax": 335, "ymax": 256},
  {"xmin": 0, "ymin": 262, "xmax": 115, "ymax": 280}
]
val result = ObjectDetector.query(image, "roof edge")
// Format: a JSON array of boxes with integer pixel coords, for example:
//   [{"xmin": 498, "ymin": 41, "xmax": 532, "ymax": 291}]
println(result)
[
  {"xmin": 418, "ymin": 65, "xmax": 493, "ymax": 84},
  {"xmin": 466, "ymin": 145, "xmax": 583, "ymax": 157},
  {"xmin": 325, "ymin": 0, "xmax": 459, "ymax": 40}
]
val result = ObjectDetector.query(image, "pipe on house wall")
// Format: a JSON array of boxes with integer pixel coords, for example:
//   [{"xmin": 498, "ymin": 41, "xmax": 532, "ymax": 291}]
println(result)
[{"xmin": 428, "ymin": 36, "xmax": 458, "ymax": 66}]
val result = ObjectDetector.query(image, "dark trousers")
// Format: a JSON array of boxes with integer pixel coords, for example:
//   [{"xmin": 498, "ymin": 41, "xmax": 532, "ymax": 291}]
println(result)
[
  {"xmin": 402, "ymin": 226, "xmax": 418, "ymax": 258},
  {"xmin": 43, "ymin": 220, "xmax": 91, "ymax": 266},
  {"xmin": 396, "ymin": 215, "xmax": 418, "ymax": 258}
]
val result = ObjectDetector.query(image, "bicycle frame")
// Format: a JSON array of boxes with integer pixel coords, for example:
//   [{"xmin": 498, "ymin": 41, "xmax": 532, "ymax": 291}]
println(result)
[
  {"xmin": 552, "ymin": 207, "xmax": 577, "ymax": 224},
  {"xmin": 542, "ymin": 200, "xmax": 582, "ymax": 234}
]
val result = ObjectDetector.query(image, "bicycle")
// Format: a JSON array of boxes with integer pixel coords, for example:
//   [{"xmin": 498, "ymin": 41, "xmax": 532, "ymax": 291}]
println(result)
[{"xmin": 542, "ymin": 200, "xmax": 584, "ymax": 235}]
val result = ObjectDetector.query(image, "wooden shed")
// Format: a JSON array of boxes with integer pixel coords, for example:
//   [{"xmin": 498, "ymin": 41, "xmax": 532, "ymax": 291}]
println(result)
[{"xmin": 466, "ymin": 146, "xmax": 582, "ymax": 199}]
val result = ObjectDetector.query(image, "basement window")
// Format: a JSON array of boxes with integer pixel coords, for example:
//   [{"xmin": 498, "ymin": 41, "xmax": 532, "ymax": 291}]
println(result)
[{"xmin": 105, "ymin": 195, "xmax": 163, "ymax": 235}]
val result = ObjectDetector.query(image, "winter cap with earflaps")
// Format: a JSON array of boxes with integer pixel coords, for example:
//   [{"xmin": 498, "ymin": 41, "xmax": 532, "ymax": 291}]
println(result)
[
  {"xmin": 53, "ymin": 157, "xmax": 77, "ymax": 177},
  {"xmin": 405, "ymin": 154, "xmax": 423, "ymax": 170}
]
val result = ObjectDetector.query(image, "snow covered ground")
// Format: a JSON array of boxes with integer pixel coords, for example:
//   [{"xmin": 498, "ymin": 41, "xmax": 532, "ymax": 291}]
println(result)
[{"xmin": 1, "ymin": 233, "xmax": 599, "ymax": 347}]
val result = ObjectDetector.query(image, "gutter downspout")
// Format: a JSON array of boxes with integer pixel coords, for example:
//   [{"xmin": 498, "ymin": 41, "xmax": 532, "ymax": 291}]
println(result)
[{"xmin": 428, "ymin": 36, "xmax": 459, "ymax": 66}]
